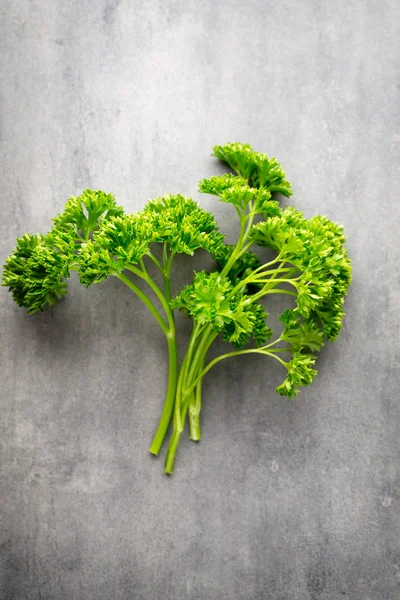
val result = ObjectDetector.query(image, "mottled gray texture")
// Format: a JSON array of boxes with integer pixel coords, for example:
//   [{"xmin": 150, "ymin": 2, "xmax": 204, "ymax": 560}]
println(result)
[{"xmin": 0, "ymin": 1, "xmax": 399, "ymax": 599}]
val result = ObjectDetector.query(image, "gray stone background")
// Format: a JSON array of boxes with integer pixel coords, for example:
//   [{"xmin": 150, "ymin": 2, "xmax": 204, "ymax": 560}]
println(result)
[{"xmin": 0, "ymin": 1, "xmax": 399, "ymax": 599}]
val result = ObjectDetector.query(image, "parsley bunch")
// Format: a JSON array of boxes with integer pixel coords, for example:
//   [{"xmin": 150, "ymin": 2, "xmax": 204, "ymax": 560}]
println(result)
[
  {"xmin": 3, "ymin": 143, "xmax": 351, "ymax": 474},
  {"xmin": 163, "ymin": 143, "xmax": 351, "ymax": 472}
]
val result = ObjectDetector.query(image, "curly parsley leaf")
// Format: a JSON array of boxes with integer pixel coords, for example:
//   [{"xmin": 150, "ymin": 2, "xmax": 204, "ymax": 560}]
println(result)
[
  {"xmin": 78, "ymin": 213, "xmax": 151, "ymax": 285},
  {"xmin": 143, "ymin": 194, "xmax": 225, "ymax": 256},
  {"xmin": 250, "ymin": 207, "xmax": 352, "ymax": 341},
  {"xmin": 199, "ymin": 174, "xmax": 281, "ymax": 219},
  {"xmin": 53, "ymin": 189, "xmax": 124, "ymax": 240},
  {"xmin": 2, "ymin": 230, "xmax": 76, "ymax": 313},
  {"xmin": 171, "ymin": 271, "xmax": 271, "ymax": 350},
  {"xmin": 275, "ymin": 352, "xmax": 317, "ymax": 398},
  {"xmin": 212, "ymin": 142, "xmax": 292, "ymax": 196}
]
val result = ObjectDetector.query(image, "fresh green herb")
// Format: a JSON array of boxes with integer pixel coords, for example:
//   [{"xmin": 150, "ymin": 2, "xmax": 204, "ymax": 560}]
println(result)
[
  {"xmin": 163, "ymin": 143, "xmax": 351, "ymax": 472},
  {"xmin": 2, "ymin": 143, "xmax": 351, "ymax": 475}
]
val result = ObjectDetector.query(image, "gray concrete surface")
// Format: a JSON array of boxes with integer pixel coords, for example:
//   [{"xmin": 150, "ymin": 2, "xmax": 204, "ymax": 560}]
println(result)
[{"xmin": 1, "ymin": 1, "xmax": 399, "ymax": 599}]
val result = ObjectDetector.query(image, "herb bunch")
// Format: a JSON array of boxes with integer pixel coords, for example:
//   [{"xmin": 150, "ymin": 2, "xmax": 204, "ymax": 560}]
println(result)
[{"xmin": 3, "ymin": 143, "xmax": 351, "ymax": 474}]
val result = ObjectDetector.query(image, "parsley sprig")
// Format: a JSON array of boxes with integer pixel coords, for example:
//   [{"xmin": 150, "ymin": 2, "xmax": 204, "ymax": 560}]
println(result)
[{"xmin": 163, "ymin": 143, "xmax": 351, "ymax": 473}]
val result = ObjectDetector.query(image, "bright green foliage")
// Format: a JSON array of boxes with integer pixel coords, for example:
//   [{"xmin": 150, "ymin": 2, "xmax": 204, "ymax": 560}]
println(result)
[
  {"xmin": 199, "ymin": 174, "xmax": 249, "ymax": 196},
  {"xmin": 169, "ymin": 146, "xmax": 350, "ymax": 422},
  {"xmin": 171, "ymin": 271, "xmax": 271, "ymax": 349},
  {"xmin": 3, "ymin": 189, "xmax": 125, "ymax": 313},
  {"xmin": 275, "ymin": 352, "xmax": 317, "ymax": 398},
  {"xmin": 79, "ymin": 194, "xmax": 225, "ymax": 287},
  {"xmin": 199, "ymin": 174, "xmax": 281, "ymax": 218},
  {"xmin": 253, "ymin": 195, "xmax": 281, "ymax": 218},
  {"xmin": 172, "ymin": 154, "xmax": 350, "ymax": 412},
  {"xmin": 216, "ymin": 182, "xmax": 258, "ymax": 211},
  {"xmin": 2, "ymin": 230, "xmax": 76, "ymax": 313},
  {"xmin": 78, "ymin": 214, "xmax": 151, "ymax": 285},
  {"xmin": 22, "ymin": 230, "xmax": 76, "ymax": 313},
  {"xmin": 213, "ymin": 142, "xmax": 292, "ymax": 196},
  {"xmin": 249, "ymin": 213, "xmax": 303, "ymax": 255},
  {"xmin": 279, "ymin": 310, "xmax": 324, "ymax": 352},
  {"xmin": 223, "ymin": 298, "xmax": 271, "ymax": 349},
  {"xmin": 3, "ymin": 233, "xmax": 45, "ymax": 310},
  {"xmin": 143, "ymin": 194, "xmax": 224, "ymax": 256},
  {"xmin": 250, "ymin": 206, "xmax": 352, "ymax": 341},
  {"xmin": 171, "ymin": 271, "xmax": 232, "ymax": 322},
  {"xmin": 212, "ymin": 142, "xmax": 254, "ymax": 179},
  {"xmin": 53, "ymin": 189, "xmax": 124, "ymax": 240},
  {"xmin": 199, "ymin": 174, "xmax": 261, "ymax": 212},
  {"xmin": 2, "ymin": 143, "xmax": 352, "ymax": 475},
  {"xmin": 212, "ymin": 244, "xmax": 262, "ymax": 288}
]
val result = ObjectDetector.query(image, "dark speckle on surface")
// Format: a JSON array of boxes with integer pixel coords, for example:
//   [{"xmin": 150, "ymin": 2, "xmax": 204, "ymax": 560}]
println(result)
[
  {"xmin": 0, "ymin": 1, "xmax": 399, "ymax": 599},
  {"xmin": 103, "ymin": 0, "xmax": 121, "ymax": 26},
  {"xmin": 307, "ymin": 567, "xmax": 327, "ymax": 600}
]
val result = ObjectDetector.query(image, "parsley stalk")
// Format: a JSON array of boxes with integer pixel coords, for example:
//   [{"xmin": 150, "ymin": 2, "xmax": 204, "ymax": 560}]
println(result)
[
  {"xmin": 164, "ymin": 323, "xmax": 203, "ymax": 473},
  {"xmin": 167, "ymin": 191, "xmax": 262, "ymax": 461},
  {"xmin": 147, "ymin": 246, "xmax": 178, "ymax": 455}
]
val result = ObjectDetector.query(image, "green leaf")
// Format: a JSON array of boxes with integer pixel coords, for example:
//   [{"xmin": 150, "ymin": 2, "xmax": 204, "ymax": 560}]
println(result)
[
  {"xmin": 220, "ymin": 298, "xmax": 271, "ymax": 349},
  {"xmin": 280, "ymin": 312, "xmax": 324, "ymax": 352},
  {"xmin": 2, "ymin": 233, "xmax": 44, "ymax": 309},
  {"xmin": 53, "ymin": 189, "xmax": 124, "ymax": 240},
  {"xmin": 2, "ymin": 230, "xmax": 76, "ymax": 313},
  {"xmin": 212, "ymin": 142, "xmax": 254, "ymax": 179},
  {"xmin": 213, "ymin": 142, "xmax": 292, "ymax": 196},
  {"xmin": 200, "ymin": 174, "xmax": 281, "ymax": 218},
  {"xmin": 78, "ymin": 213, "xmax": 151, "ymax": 285},
  {"xmin": 143, "ymin": 194, "xmax": 225, "ymax": 256},
  {"xmin": 250, "ymin": 152, "xmax": 292, "ymax": 196},
  {"xmin": 251, "ymin": 206, "xmax": 352, "ymax": 341},
  {"xmin": 275, "ymin": 352, "xmax": 317, "ymax": 398},
  {"xmin": 199, "ymin": 174, "xmax": 248, "ymax": 196},
  {"xmin": 172, "ymin": 271, "xmax": 271, "ymax": 349},
  {"xmin": 211, "ymin": 244, "xmax": 262, "ymax": 289},
  {"xmin": 171, "ymin": 271, "xmax": 232, "ymax": 324}
]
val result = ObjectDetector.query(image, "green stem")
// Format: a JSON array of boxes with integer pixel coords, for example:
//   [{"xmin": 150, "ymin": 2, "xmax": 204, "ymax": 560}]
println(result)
[
  {"xmin": 146, "ymin": 250, "xmax": 164, "ymax": 274},
  {"xmin": 172, "ymin": 204, "xmax": 256, "ymax": 445},
  {"xmin": 252, "ymin": 267, "xmax": 298, "ymax": 278},
  {"xmin": 149, "ymin": 331, "xmax": 178, "ymax": 455},
  {"xmin": 164, "ymin": 391, "xmax": 192, "ymax": 475},
  {"xmin": 263, "ymin": 336, "xmax": 284, "ymax": 349},
  {"xmin": 148, "ymin": 248, "xmax": 178, "ymax": 455},
  {"xmin": 246, "ymin": 254, "xmax": 285, "ymax": 278},
  {"xmin": 226, "ymin": 254, "xmax": 286, "ymax": 300},
  {"xmin": 114, "ymin": 273, "xmax": 169, "ymax": 334},
  {"xmin": 172, "ymin": 323, "xmax": 202, "ymax": 432},
  {"xmin": 126, "ymin": 264, "xmax": 173, "ymax": 328},
  {"xmin": 188, "ymin": 361, "xmax": 204, "ymax": 441},
  {"xmin": 163, "ymin": 242, "xmax": 168, "ymax": 268},
  {"xmin": 187, "ymin": 348, "xmax": 288, "ymax": 395},
  {"xmin": 163, "ymin": 246, "xmax": 175, "ymax": 304},
  {"xmin": 121, "ymin": 262, "xmax": 179, "ymax": 455},
  {"xmin": 255, "ymin": 277, "xmax": 301, "ymax": 286},
  {"xmin": 164, "ymin": 430, "xmax": 181, "ymax": 475},
  {"xmin": 220, "ymin": 203, "xmax": 255, "ymax": 278},
  {"xmin": 186, "ymin": 326, "xmax": 217, "ymax": 384},
  {"xmin": 163, "ymin": 324, "xmax": 202, "ymax": 473},
  {"xmin": 164, "ymin": 383, "xmax": 189, "ymax": 475},
  {"xmin": 246, "ymin": 277, "xmax": 300, "ymax": 304},
  {"xmin": 185, "ymin": 328, "xmax": 217, "ymax": 442},
  {"xmin": 264, "ymin": 289, "xmax": 297, "ymax": 296},
  {"xmin": 249, "ymin": 288, "xmax": 298, "ymax": 302}
]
